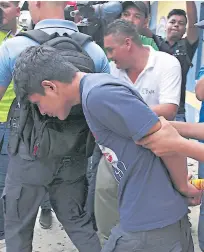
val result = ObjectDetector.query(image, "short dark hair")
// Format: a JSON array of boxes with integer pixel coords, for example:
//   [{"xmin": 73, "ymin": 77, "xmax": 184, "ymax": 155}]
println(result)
[
  {"xmin": 104, "ymin": 19, "xmax": 142, "ymax": 46},
  {"xmin": 13, "ymin": 46, "xmax": 79, "ymax": 100},
  {"xmin": 167, "ymin": 9, "xmax": 187, "ymax": 24}
]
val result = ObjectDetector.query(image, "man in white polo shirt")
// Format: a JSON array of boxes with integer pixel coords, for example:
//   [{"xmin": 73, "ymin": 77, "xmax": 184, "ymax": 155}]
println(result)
[
  {"xmin": 94, "ymin": 19, "xmax": 183, "ymax": 243},
  {"xmin": 107, "ymin": 20, "xmax": 181, "ymax": 119}
]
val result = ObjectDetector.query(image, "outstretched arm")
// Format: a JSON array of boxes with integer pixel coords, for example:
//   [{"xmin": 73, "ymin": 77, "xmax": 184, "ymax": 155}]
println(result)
[
  {"xmin": 137, "ymin": 117, "xmax": 204, "ymax": 162},
  {"xmin": 186, "ymin": 1, "xmax": 199, "ymax": 44}
]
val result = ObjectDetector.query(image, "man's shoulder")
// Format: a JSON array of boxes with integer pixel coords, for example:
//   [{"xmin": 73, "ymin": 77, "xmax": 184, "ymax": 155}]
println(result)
[
  {"xmin": 2, "ymin": 34, "xmax": 38, "ymax": 53},
  {"xmin": 82, "ymin": 73, "xmax": 127, "ymax": 96},
  {"xmin": 83, "ymin": 39, "xmax": 106, "ymax": 58},
  {"xmin": 82, "ymin": 73, "xmax": 112, "ymax": 103},
  {"xmin": 153, "ymin": 49, "xmax": 180, "ymax": 68},
  {"xmin": 140, "ymin": 35, "xmax": 154, "ymax": 44},
  {"xmin": 82, "ymin": 38, "xmax": 109, "ymax": 73}
]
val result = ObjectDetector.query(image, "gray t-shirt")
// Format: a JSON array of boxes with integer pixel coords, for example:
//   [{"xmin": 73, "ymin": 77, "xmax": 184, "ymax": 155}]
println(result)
[{"xmin": 81, "ymin": 73, "xmax": 188, "ymax": 232}]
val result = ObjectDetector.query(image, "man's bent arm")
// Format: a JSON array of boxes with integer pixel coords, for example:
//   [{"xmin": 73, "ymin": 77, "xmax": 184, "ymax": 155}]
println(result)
[
  {"xmin": 88, "ymin": 86, "xmax": 194, "ymax": 197},
  {"xmin": 138, "ymin": 117, "xmax": 204, "ymax": 165},
  {"xmin": 151, "ymin": 62, "xmax": 181, "ymax": 120},
  {"xmin": 141, "ymin": 121, "xmax": 191, "ymax": 196},
  {"xmin": 151, "ymin": 104, "xmax": 178, "ymax": 120}
]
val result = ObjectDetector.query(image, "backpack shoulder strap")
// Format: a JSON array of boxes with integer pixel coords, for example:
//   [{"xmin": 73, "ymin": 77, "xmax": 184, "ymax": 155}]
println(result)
[
  {"xmin": 7, "ymin": 97, "xmax": 18, "ymax": 122},
  {"xmin": 16, "ymin": 29, "xmax": 50, "ymax": 45},
  {"xmin": 70, "ymin": 32, "xmax": 92, "ymax": 47}
]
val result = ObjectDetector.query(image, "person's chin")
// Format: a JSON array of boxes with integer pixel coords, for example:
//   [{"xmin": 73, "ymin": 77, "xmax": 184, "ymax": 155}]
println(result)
[
  {"xmin": 58, "ymin": 110, "xmax": 71, "ymax": 120},
  {"xmin": 169, "ymin": 31, "xmax": 181, "ymax": 39},
  {"xmin": 2, "ymin": 20, "xmax": 8, "ymax": 26},
  {"xmin": 115, "ymin": 63, "xmax": 121, "ymax": 69},
  {"xmin": 57, "ymin": 116, "xmax": 65, "ymax": 121}
]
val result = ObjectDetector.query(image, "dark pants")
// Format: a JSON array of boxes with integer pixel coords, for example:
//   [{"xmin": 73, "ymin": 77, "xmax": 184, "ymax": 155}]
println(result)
[
  {"xmin": 102, "ymin": 215, "xmax": 194, "ymax": 252},
  {"xmin": 0, "ymin": 123, "xmax": 10, "ymax": 238},
  {"xmin": 0, "ymin": 153, "xmax": 8, "ymax": 238},
  {"xmin": 3, "ymin": 154, "xmax": 101, "ymax": 252},
  {"xmin": 41, "ymin": 193, "xmax": 51, "ymax": 210},
  {"xmin": 0, "ymin": 123, "xmax": 52, "ymax": 240}
]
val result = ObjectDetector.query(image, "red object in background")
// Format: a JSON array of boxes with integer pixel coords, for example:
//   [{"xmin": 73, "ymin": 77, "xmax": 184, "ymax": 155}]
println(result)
[{"xmin": 66, "ymin": 1, "xmax": 78, "ymax": 10}]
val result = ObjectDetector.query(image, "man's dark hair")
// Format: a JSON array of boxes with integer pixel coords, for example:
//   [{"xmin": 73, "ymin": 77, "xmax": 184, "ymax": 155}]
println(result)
[
  {"xmin": 167, "ymin": 9, "xmax": 187, "ymax": 24},
  {"xmin": 13, "ymin": 45, "xmax": 79, "ymax": 100},
  {"xmin": 104, "ymin": 19, "xmax": 142, "ymax": 46}
]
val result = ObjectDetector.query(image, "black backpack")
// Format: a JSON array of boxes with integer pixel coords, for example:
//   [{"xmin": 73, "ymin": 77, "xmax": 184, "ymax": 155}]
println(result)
[{"xmin": 8, "ymin": 29, "xmax": 96, "ymax": 161}]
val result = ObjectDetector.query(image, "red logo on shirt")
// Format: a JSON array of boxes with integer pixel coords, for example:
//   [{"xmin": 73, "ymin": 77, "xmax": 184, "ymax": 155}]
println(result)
[{"xmin": 104, "ymin": 153, "xmax": 113, "ymax": 163}]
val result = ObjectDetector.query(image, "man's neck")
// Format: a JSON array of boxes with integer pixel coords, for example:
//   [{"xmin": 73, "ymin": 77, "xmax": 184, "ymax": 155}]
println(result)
[
  {"xmin": 166, "ymin": 36, "xmax": 180, "ymax": 47},
  {"xmin": 70, "ymin": 72, "xmax": 87, "ymax": 105},
  {"xmin": 126, "ymin": 46, "xmax": 150, "ymax": 83},
  {"xmin": 10, "ymin": 26, "xmax": 17, "ymax": 35},
  {"xmin": 0, "ymin": 21, "xmax": 17, "ymax": 35},
  {"xmin": 39, "ymin": 9, "xmax": 65, "ymax": 21}
]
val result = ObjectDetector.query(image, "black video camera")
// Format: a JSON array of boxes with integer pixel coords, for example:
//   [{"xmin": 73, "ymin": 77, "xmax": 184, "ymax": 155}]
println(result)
[{"xmin": 72, "ymin": 1, "xmax": 108, "ymax": 48}]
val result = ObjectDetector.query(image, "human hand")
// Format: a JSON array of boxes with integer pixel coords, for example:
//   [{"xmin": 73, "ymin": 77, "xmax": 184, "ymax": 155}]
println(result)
[
  {"xmin": 137, "ymin": 117, "xmax": 183, "ymax": 156},
  {"xmin": 186, "ymin": 176, "xmax": 203, "ymax": 206},
  {"xmin": 188, "ymin": 194, "xmax": 202, "ymax": 206}
]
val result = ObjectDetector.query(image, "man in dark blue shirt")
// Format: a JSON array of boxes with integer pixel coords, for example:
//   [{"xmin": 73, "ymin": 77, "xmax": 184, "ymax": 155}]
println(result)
[{"xmin": 13, "ymin": 43, "xmax": 202, "ymax": 251}]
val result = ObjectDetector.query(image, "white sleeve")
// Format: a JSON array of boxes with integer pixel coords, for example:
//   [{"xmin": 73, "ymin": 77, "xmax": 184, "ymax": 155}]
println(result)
[{"xmin": 159, "ymin": 59, "xmax": 182, "ymax": 106}]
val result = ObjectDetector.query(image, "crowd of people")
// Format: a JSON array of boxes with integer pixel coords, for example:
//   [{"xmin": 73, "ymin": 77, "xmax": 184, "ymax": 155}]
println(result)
[{"xmin": 0, "ymin": 1, "xmax": 204, "ymax": 252}]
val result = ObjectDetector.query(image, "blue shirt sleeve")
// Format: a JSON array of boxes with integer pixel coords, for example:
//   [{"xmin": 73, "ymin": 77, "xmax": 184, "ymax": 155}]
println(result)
[
  {"xmin": 86, "ymin": 85, "xmax": 159, "ymax": 141},
  {"xmin": 197, "ymin": 66, "xmax": 204, "ymax": 80},
  {"xmin": 83, "ymin": 41, "xmax": 110, "ymax": 74},
  {"xmin": 0, "ymin": 42, "xmax": 12, "ymax": 88},
  {"xmin": 0, "ymin": 36, "xmax": 38, "ymax": 89}
]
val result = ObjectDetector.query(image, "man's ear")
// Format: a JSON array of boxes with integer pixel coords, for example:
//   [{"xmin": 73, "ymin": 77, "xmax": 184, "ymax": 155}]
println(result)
[
  {"xmin": 143, "ymin": 17, "xmax": 149, "ymax": 28},
  {"xmin": 41, "ymin": 80, "xmax": 57, "ymax": 94},
  {"xmin": 124, "ymin": 37, "xmax": 132, "ymax": 51},
  {"xmin": 16, "ymin": 7, "xmax": 20, "ymax": 18},
  {"xmin": 36, "ymin": 1, "xmax": 41, "ymax": 8}
]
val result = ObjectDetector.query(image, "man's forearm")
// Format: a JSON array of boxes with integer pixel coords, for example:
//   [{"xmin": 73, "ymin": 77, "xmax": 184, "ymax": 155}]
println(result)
[
  {"xmin": 171, "ymin": 121, "xmax": 204, "ymax": 140},
  {"xmin": 161, "ymin": 154, "xmax": 188, "ymax": 195},
  {"xmin": 151, "ymin": 104, "xmax": 177, "ymax": 121},
  {"xmin": 186, "ymin": 1, "xmax": 197, "ymax": 26},
  {"xmin": 186, "ymin": 1, "xmax": 199, "ymax": 43},
  {"xmin": 175, "ymin": 138, "xmax": 204, "ymax": 162}
]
